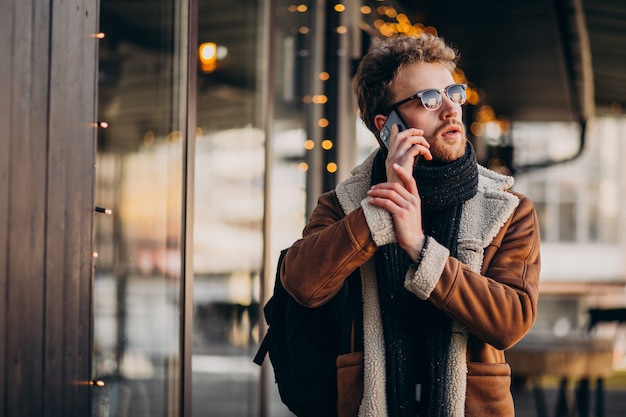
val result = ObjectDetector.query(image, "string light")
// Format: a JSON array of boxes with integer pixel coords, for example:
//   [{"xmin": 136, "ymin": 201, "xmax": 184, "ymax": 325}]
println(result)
[
  {"xmin": 198, "ymin": 42, "xmax": 217, "ymax": 73},
  {"xmin": 312, "ymin": 95, "xmax": 328, "ymax": 104}
]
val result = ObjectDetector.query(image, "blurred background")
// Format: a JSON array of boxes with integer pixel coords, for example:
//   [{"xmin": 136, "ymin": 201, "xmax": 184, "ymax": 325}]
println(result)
[{"xmin": 89, "ymin": 0, "xmax": 626, "ymax": 416}]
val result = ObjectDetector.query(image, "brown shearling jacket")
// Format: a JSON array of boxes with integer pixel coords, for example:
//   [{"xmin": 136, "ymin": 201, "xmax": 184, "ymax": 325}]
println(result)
[{"xmin": 281, "ymin": 151, "xmax": 541, "ymax": 417}]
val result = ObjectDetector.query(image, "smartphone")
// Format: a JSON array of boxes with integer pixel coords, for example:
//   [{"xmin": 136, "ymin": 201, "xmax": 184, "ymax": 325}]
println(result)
[{"xmin": 379, "ymin": 110, "xmax": 408, "ymax": 148}]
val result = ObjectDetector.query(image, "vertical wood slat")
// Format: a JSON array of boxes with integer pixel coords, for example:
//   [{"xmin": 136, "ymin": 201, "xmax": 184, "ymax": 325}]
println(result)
[
  {"xmin": 5, "ymin": 1, "xmax": 49, "ymax": 416},
  {"xmin": 45, "ymin": 0, "xmax": 98, "ymax": 416},
  {"xmin": 0, "ymin": 0, "xmax": 11, "ymax": 415},
  {"xmin": 0, "ymin": 0, "xmax": 98, "ymax": 416}
]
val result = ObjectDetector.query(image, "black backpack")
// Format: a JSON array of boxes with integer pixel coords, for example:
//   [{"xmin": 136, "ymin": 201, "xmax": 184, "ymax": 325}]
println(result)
[{"xmin": 253, "ymin": 249, "xmax": 361, "ymax": 417}]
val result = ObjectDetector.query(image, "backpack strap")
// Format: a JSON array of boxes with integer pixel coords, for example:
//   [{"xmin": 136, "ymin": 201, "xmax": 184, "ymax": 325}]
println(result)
[
  {"xmin": 351, "ymin": 272, "xmax": 364, "ymax": 353},
  {"xmin": 253, "ymin": 249, "xmax": 288, "ymax": 366},
  {"xmin": 253, "ymin": 333, "xmax": 270, "ymax": 365},
  {"xmin": 340, "ymin": 269, "xmax": 364, "ymax": 355}
]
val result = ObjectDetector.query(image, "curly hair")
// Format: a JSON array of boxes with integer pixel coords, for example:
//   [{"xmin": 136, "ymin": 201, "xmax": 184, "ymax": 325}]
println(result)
[{"xmin": 353, "ymin": 34, "xmax": 459, "ymax": 137}]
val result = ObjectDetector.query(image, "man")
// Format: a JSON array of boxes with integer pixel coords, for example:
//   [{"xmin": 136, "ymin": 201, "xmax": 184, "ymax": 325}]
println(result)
[{"xmin": 281, "ymin": 34, "xmax": 540, "ymax": 417}]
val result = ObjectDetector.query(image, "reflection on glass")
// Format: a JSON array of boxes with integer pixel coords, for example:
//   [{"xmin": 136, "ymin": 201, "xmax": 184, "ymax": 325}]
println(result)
[
  {"xmin": 92, "ymin": 0, "xmax": 186, "ymax": 416},
  {"xmin": 192, "ymin": 1, "xmax": 266, "ymax": 415},
  {"xmin": 192, "ymin": 0, "xmax": 333, "ymax": 412}
]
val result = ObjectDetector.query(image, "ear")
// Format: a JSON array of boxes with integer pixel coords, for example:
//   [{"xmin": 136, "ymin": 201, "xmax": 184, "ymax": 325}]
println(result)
[{"xmin": 373, "ymin": 114, "xmax": 388, "ymax": 133}]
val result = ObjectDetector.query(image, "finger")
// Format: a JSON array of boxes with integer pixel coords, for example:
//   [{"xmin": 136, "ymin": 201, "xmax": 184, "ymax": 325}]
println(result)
[
  {"xmin": 389, "ymin": 127, "xmax": 422, "ymax": 152},
  {"xmin": 369, "ymin": 181, "xmax": 412, "ymax": 197},
  {"xmin": 367, "ymin": 186, "xmax": 415, "ymax": 213},
  {"xmin": 392, "ymin": 163, "xmax": 418, "ymax": 194},
  {"xmin": 366, "ymin": 194, "xmax": 404, "ymax": 214}
]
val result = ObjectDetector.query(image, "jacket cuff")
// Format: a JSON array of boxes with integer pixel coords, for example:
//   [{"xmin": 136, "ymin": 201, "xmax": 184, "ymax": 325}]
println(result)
[
  {"xmin": 404, "ymin": 237, "xmax": 449, "ymax": 300},
  {"xmin": 360, "ymin": 198, "xmax": 396, "ymax": 246}
]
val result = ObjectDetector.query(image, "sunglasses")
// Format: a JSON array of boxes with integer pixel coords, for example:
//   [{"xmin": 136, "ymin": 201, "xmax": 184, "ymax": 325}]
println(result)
[{"xmin": 388, "ymin": 83, "xmax": 467, "ymax": 112}]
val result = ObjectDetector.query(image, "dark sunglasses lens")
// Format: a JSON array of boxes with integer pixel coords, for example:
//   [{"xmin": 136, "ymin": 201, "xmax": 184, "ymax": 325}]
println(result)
[
  {"xmin": 420, "ymin": 90, "xmax": 442, "ymax": 109},
  {"xmin": 447, "ymin": 84, "xmax": 466, "ymax": 104}
]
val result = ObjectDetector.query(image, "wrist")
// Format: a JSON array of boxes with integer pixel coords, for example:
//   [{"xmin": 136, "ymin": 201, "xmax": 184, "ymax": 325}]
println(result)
[{"xmin": 409, "ymin": 236, "xmax": 429, "ymax": 269}]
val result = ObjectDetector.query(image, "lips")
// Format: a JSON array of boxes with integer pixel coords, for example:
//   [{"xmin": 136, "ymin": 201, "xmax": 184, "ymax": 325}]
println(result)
[{"xmin": 439, "ymin": 123, "xmax": 463, "ymax": 138}]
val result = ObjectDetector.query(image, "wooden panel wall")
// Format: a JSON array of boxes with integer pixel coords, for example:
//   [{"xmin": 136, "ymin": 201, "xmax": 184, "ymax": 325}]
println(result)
[{"xmin": 0, "ymin": 0, "xmax": 99, "ymax": 416}]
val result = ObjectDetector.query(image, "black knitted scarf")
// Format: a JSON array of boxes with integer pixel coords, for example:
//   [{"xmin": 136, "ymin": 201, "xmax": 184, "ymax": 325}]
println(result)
[{"xmin": 371, "ymin": 142, "xmax": 478, "ymax": 417}]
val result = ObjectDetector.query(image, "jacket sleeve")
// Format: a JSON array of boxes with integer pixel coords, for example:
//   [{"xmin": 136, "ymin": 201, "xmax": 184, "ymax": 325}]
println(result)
[
  {"xmin": 405, "ymin": 193, "xmax": 541, "ymax": 350},
  {"xmin": 281, "ymin": 190, "xmax": 379, "ymax": 307}
]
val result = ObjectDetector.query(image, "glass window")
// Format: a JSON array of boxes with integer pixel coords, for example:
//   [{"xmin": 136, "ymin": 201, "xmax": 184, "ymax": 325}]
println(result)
[
  {"xmin": 191, "ymin": 1, "xmax": 317, "ymax": 416},
  {"xmin": 192, "ymin": 1, "xmax": 266, "ymax": 416},
  {"xmin": 92, "ymin": 0, "xmax": 188, "ymax": 415}
]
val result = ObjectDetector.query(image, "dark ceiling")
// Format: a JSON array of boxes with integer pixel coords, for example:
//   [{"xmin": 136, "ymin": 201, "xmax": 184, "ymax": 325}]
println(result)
[{"xmin": 397, "ymin": 0, "xmax": 626, "ymax": 124}]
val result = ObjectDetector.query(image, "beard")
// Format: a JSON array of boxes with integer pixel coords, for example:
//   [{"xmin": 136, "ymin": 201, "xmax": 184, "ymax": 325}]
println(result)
[{"xmin": 426, "ymin": 121, "xmax": 467, "ymax": 163}]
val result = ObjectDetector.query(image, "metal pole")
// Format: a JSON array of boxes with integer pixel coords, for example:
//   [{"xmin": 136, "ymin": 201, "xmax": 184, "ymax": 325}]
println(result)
[
  {"xmin": 259, "ymin": 0, "xmax": 276, "ymax": 416},
  {"xmin": 305, "ymin": 0, "xmax": 327, "ymax": 219}
]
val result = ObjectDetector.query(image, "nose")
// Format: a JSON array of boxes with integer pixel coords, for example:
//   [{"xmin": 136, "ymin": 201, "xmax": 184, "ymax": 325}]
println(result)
[{"xmin": 440, "ymin": 93, "xmax": 460, "ymax": 120}]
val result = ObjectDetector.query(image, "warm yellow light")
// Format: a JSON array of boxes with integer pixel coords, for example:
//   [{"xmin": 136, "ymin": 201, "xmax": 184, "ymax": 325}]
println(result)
[
  {"xmin": 199, "ymin": 42, "xmax": 217, "ymax": 73},
  {"xmin": 470, "ymin": 122, "xmax": 484, "ymax": 137},
  {"xmin": 304, "ymin": 139, "xmax": 315, "ymax": 150},
  {"xmin": 167, "ymin": 131, "xmax": 183, "ymax": 143},
  {"xmin": 466, "ymin": 88, "xmax": 480, "ymax": 105},
  {"xmin": 360, "ymin": 6, "xmax": 372, "ymax": 14},
  {"xmin": 313, "ymin": 95, "xmax": 328, "ymax": 104},
  {"xmin": 453, "ymin": 69, "xmax": 467, "ymax": 84},
  {"xmin": 334, "ymin": 4, "xmax": 346, "ymax": 12},
  {"xmin": 337, "ymin": 26, "xmax": 347, "ymax": 34},
  {"xmin": 385, "ymin": 8, "xmax": 397, "ymax": 18},
  {"xmin": 425, "ymin": 26, "xmax": 438, "ymax": 36},
  {"xmin": 143, "ymin": 131, "xmax": 155, "ymax": 147},
  {"xmin": 379, "ymin": 23, "xmax": 394, "ymax": 37},
  {"xmin": 298, "ymin": 162, "xmax": 309, "ymax": 172},
  {"xmin": 476, "ymin": 105, "xmax": 495, "ymax": 123},
  {"xmin": 319, "ymin": 72, "xmax": 330, "ymax": 81},
  {"xmin": 322, "ymin": 140, "xmax": 333, "ymax": 150},
  {"xmin": 93, "ymin": 32, "xmax": 105, "ymax": 39},
  {"xmin": 299, "ymin": 26, "xmax": 309, "ymax": 34},
  {"xmin": 296, "ymin": 4, "xmax": 308, "ymax": 12},
  {"xmin": 497, "ymin": 116, "xmax": 510, "ymax": 133},
  {"xmin": 318, "ymin": 118, "xmax": 329, "ymax": 128},
  {"xmin": 326, "ymin": 162, "xmax": 338, "ymax": 173}
]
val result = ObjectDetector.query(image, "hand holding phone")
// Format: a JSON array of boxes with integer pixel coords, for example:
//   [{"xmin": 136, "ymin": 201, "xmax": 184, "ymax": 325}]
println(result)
[
  {"xmin": 379, "ymin": 110, "xmax": 423, "ymax": 165},
  {"xmin": 379, "ymin": 110, "xmax": 408, "ymax": 148}
]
